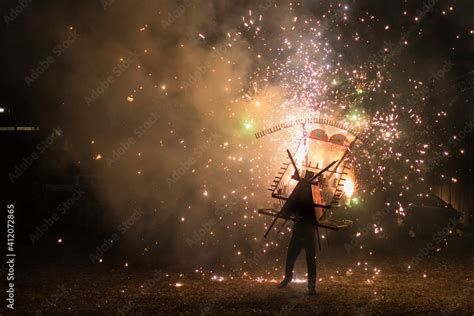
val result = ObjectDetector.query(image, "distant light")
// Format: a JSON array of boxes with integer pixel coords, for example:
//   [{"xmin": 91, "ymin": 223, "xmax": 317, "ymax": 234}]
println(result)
[
  {"xmin": 175, "ymin": 282, "xmax": 184, "ymax": 287},
  {"xmin": 0, "ymin": 108, "xmax": 4, "ymax": 113},
  {"xmin": 57, "ymin": 238, "xmax": 63, "ymax": 243}
]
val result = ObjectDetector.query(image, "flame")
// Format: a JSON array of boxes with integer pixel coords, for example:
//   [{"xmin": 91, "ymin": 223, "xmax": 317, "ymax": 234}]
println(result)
[{"xmin": 343, "ymin": 178, "xmax": 355, "ymax": 197}]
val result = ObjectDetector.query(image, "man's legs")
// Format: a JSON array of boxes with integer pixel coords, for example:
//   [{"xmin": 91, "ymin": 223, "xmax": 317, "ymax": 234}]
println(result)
[
  {"xmin": 304, "ymin": 233, "xmax": 316, "ymax": 293},
  {"xmin": 279, "ymin": 234, "xmax": 302, "ymax": 287}
]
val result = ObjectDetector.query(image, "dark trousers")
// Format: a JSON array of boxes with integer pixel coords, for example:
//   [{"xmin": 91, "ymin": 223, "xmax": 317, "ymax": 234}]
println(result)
[{"xmin": 283, "ymin": 232, "xmax": 316, "ymax": 289}]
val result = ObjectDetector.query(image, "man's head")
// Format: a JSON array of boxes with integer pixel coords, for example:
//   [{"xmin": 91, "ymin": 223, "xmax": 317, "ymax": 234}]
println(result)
[{"xmin": 303, "ymin": 170, "xmax": 315, "ymax": 182}]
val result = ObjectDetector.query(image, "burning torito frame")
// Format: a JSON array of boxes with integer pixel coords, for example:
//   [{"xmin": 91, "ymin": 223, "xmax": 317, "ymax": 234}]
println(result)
[{"xmin": 258, "ymin": 118, "xmax": 360, "ymax": 246}]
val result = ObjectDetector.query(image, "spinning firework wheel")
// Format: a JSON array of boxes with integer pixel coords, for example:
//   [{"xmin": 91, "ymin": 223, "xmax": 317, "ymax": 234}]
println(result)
[{"xmin": 257, "ymin": 117, "xmax": 364, "ymax": 238}]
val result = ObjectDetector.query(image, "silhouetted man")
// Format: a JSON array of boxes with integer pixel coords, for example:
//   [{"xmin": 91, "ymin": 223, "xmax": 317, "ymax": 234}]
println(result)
[
  {"xmin": 277, "ymin": 170, "xmax": 318, "ymax": 295},
  {"xmin": 278, "ymin": 212, "xmax": 317, "ymax": 294}
]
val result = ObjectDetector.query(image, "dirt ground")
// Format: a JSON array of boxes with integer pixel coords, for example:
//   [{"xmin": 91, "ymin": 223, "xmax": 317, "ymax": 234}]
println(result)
[{"xmin": 11, "ymin": 253, "xmax": 474, "ymax": 316}]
